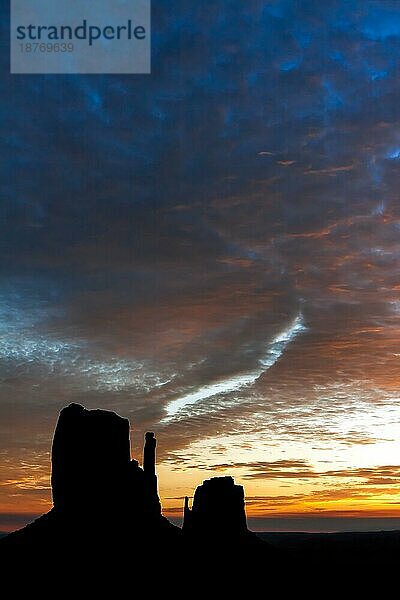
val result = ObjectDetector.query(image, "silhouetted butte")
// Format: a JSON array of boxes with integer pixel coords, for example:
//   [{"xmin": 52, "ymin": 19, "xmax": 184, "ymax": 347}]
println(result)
[{"xmin": 1, "ymin": 403, "xmax": 178, "ymax": 559}]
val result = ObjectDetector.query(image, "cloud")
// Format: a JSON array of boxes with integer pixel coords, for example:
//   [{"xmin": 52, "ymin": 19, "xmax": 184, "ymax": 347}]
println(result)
[
  {"xmin": 162, "ymin": 312, "xmax": 307, "ymax": 420},
  {"xmin": 238, "ymin": 462, "xmax": 400, "ymax": 486},
  {"xmin": 303, "ymin": 164, "xmax": 354, "ymax": 175}
]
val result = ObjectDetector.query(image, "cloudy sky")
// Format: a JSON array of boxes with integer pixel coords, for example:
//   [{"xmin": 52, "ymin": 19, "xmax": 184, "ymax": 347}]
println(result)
[{"xmin": 2, "ymin": 0, "xmax": 400, "ymax": 532}]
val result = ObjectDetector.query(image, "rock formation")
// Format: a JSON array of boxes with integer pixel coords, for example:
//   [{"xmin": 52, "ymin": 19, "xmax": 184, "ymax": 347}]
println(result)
[
  {"xmin": 143, "ymin": 431, "xmax": 161, "ymax": 516},
  {"xmin": 51, "ymin": 403, "xmax": 131, "ymax": 512},
  {"xmin": 1, "ymin": 404, "xmax": 265, "ymax": 566},
  {"xmin": 183, "ymin": 476, "xmax": 259, "ymax": 546},
  {"xmin": 2, "ymin": 403, "xmax": 178, "ymax": 558},
  {"xmin": 51, "ymin": 403, "xmax": 163, "ymax": 522}
]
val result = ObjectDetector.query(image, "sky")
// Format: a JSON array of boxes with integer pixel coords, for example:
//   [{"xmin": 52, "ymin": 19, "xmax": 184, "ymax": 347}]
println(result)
[{"xmin": 2, "ymin": 0, "xmax": 400, "ymax": 533}]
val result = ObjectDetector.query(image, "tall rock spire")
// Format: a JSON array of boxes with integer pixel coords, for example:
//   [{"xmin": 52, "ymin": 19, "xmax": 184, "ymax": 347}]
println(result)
[
  {"xmin": 183, "ymin": 496, "xmax": 192, "ymax": 531},
  {"xmin": 143, "ymin": 431, "xmax": 156, "ymax": 476},
  {"xmin": 143, "ymin": 431, "xmax": 160, "ymax": 515}
]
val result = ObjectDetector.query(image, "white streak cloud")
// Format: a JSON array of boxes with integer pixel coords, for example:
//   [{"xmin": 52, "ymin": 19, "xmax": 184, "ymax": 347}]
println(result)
[{"xmin": 162, "ymin": 313, "xmax": 307, "ymax": 420}]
